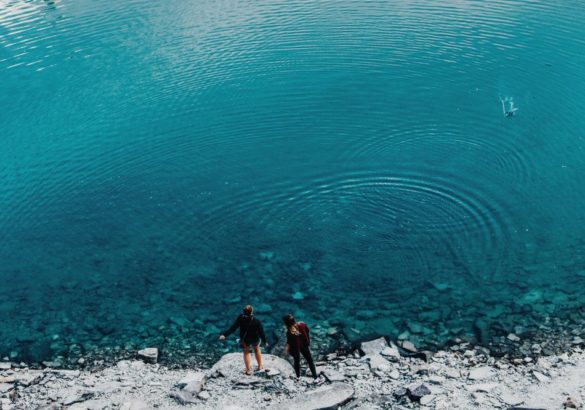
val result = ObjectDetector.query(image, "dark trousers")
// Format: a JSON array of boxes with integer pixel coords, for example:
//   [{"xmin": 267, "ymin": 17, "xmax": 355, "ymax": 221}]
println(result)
[{"xmin": 291, "ymin": 347, "xmax": 317, "ymax": 378}]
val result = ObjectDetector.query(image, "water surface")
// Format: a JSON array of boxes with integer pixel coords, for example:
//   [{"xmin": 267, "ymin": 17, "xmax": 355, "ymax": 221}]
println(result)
[{"xmin": 1, "ymin": 0, "xmax": 585, "ymax": 365}]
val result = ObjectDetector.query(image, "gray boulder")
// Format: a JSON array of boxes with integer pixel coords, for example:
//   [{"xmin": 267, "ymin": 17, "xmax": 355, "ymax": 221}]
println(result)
[
  {"xmin": 360, "ymin": 337, "xmax": 388, "ymax": 355},
  {"xmin": 368, "ymin": 354, "xmax": 392, "ymax": 372},
  {"xmin": 176, "ymin": 372, "xmax": 206, "ymax": 394},
  {"xmin": 406, "ymin": 383, "xmax": 431, "ymax": 402},
  {"xmin": 283, "ymin": 383, "xmax": 354, "ymax": 410},
  {"xmin": 119, "ymin": 400, "xmax": 151, "ymax": 410},
  {"xmin": 468, "ymin": 366, "xmax": 494, "ymax": 381},
  {"xmin": 170, "ymin": 390, "xmax": 198, "ymax": 405},
  {"xmin": 210, "ymin": 353, "xmax": 295, "ymax": 381}
]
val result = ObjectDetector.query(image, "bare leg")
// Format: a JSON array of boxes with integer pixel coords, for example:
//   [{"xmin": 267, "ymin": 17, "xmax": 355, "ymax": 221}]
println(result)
[
  {"xmin": 242, "ymin": 345, "xmax": 252, "ymax": 374},
  {"xmin": 254, "ymin": 345, "xmax": 263, "ymax": 370}
]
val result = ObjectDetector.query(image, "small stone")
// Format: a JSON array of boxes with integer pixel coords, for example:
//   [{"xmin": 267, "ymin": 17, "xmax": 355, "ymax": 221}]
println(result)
[
  {"xmin": 445, "ymin": 369, "xmax": 460, "ymax": 379},
  {"xmin": 501, "ymin": 393, "xmax": 523, "ymax": 406},
  {"xmin": 267, "ymin": 368, "xmax": 281, "ymax": 377},
  {"xmin": 380, "ymin": 345, "xmax": 401, "ymax": 360},
  {"xmin": 170, "ymin": 390, "xmax": 197, "ymax": 405},
  {"xmin": 119, "ymin": 400, "xmax": 150, "ymax": 410},
  {"xmin": 564, "ymin": 396, "xmax": 579, "ymax": 409},
  {"xmin": 468, "ymin": 367, "xmax": 494, "ymax": 381},
  {"xmin": 137, "ymin": 348, "xmax": 158, "ymax": 364},
  {"xmin": 428, "ymin": 375, "xmax": 445, "ymax": 384},
  {"xmin": 399, "ymin": 340, "xmax": 417, "ymax": 353},
  {"xmin": 406, "ymin": 383, "xmax": 431, "ymax": 402},
  {"xmin": 389, "ymin": 370, "xmax": 400, "ymax": 380},
  {"xmin": 281, "ymin": 383, "xmax": 354, "ymax": 410},
  {"xmin": 532, "ymin": 371, "xmax": 550, "ymax": 383},
  {"xmin": 0, "ymin": 363, "xmax": 10, "ymax": 370},
  {"xmin": 572, "ymin": 337, "xmax": 583, "ymax": 345},
  {"xmin": 322, "ymin": 369, "xmax": 345, "ymax": 382},
  {"xmin": 0, "ymin": 383, "xmax": 14, "ymax": 393},
  {"xmin": 467, "ymin": 383, "xmax": 499, "ymax": 393},
  {"xmin": 507, "ymin": 333, "xmax": 521, "ymax": 342},
  {"xmin": 368, "ymin": 354, "xmax": 392, "ymax": 372},
  {"xmin": 393, "ymin": 387, "xmax": 407, "ymax": 398},
  {"xmin": 176, "ymin": 372, "xmax": 206, "ymax": 394},
  {"xmin": 420, "ymin": 395, "xmax": 435, "ymax": 405},
  {"xmin": 198, "ymin": 391, "xmax": 210, "ymax": 400},
  {"xmin": 360, "ymin": 337, "xmax": 388, "ymax": 355}
]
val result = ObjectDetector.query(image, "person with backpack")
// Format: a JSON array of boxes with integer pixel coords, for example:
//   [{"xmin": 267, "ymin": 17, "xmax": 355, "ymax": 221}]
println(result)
[
  {"xmin": 282, "ymin": 314, "xmax": 318, "ymax": 378},
  {"xmin": 219, "ymin": 305, "xmax": 268, "ymax": 375}
]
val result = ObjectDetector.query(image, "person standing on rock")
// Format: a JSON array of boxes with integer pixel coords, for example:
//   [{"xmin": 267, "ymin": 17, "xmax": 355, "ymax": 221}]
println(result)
[
  {"xmin": 219, "ymin": 305, "xmax": 268, "ymax": 375},
  {"xmin": 282, "ymin": 314, "xmax": 318, "ymax": 379}
]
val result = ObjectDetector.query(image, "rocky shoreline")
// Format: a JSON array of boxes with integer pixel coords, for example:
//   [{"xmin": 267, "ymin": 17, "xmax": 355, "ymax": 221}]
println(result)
[{"xmin": 2, "ymin": 336, "xmax": 585, "ymax": 409}]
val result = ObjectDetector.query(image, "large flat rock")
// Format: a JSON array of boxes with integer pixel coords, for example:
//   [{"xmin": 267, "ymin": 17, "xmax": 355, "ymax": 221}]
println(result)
[
  {"xmin": 283, "ymin": 383, "xmax": 355, "ymax": 410},
  {"xmin": 209, "ymin": 353, "xmax": 295, "ymax": 380}
]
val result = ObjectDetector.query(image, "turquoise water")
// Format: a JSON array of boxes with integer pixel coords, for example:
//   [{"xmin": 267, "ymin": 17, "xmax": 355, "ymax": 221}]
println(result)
[{"xmin": 2, "ymin": 0, "xmax": 585, "ymax": 366}]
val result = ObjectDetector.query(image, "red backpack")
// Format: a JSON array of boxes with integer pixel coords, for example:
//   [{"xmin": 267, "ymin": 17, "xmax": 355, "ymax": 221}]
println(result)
[{"xmin": 298, "ymin": 322, "xmax": 311, "ymax": 346}]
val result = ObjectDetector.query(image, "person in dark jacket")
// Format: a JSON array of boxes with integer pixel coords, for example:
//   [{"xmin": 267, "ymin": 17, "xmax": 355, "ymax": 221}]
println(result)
[
  {"xmin": 219, "ymin": 305, "xmax": 268, "ymax": 375},
  {"xmin": 283, "ymin": 314, "xmax": 317, "ymax": 378}
]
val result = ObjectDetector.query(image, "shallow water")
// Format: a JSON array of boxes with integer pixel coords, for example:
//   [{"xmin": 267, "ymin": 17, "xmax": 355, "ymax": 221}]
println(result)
[{"xmin": 1, "ymin": 0, "xmax": 585, "ymax": 365}]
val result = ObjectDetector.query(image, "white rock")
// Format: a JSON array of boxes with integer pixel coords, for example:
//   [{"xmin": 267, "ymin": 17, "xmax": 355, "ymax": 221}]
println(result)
[
  {"xmin": 322, "ymin": 369, "xmax": 345, "ymax": 382},
  {"xmin": 532, "ymin": 371, "xmax": 550, "ymax": 383},
  {"xmin": 501, "ymin": 393, "xmax": 524, "ymax": 406},
  {"xmin": 360, "ymin": 337, "xmax": 388, "ymax": 355},
  {"xmin": 198, "ymin": 391, "xmax": 211, "ymax": 400},
  {"xmin": 389, "ymin": 370, "xmax": 400, "ymax": 380},
  {"xmin": 468, "ymin": 367, "xmax": 494, "ymax": 380},
  {"xmin": 445, "ymin": 368, "xmax": 460, "ymax": 379},
  {"xmin": 428, "ymin": 375, "xmax": 445, "ymax": 384},
  {"xmin": 282, "ymin": 383, "xmax": 354, "ymax": 410},
  {"xmin": 420, "ymin": 395, "xmax": 435, "ymax": 405},
  {"xmin": 507, "ymin": 333, "xmax": 521, "ymax": 342},
  {"xmin": 0, "ymin": 383, "xmax": 14, "ymax": 393},
  {"xmin": 210, "ymin": 353, "xmax": 295, "ymax": 380},
  {"xmin": 119, "ymin": 400, "xmax": 151, "ymax": 410},
  {"xmin": 137, "ymin": 348, "xmax": 158, "ymax": 364},
  {"xmin": 467, "ymin": 383, "xmax": 499, "ymax": 393},
  {"xmin": 380, "ymin": 345, "xmax": 401, "ymax": 361},
  {"xmin": 368, "ymin": 354, "xmax": 392, "ymax": 372},
  {"xmin": 176, "ymin": 372, "xmax": 206, "ymax": 394},
  {"xmin": 399, "ymin": 340, "xmax": 417, "ymax": 352},
  {"xmin": 0, "ymin": 363, "xmax": 11, "ymax": 370}
]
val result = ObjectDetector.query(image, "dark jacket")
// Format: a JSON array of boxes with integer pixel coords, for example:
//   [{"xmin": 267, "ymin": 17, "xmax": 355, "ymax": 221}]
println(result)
[
  {"xmin": 286, "ymin": 322, "xmax": 311, "ymax": 353},
  {"xmin": 222, "ymin": 314, "xmax": 267, "ymax": 345}
]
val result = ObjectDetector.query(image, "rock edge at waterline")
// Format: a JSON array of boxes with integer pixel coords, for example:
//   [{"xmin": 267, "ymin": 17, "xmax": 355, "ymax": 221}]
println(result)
[{"xmin": 2, "ymin": 336, "xmax": 585, "ymax": 409}]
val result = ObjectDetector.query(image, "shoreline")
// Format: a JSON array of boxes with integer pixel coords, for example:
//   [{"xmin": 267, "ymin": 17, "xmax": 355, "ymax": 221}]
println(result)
[{"xmin": 2, "ymin": 336, "xmax": 585, "ymax": 409}]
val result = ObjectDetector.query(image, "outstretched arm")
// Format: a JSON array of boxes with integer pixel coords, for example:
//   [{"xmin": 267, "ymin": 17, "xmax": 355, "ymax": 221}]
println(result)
[{"xmin": 220, "ymin": 316, "xmax": 240, "ymax": 339}]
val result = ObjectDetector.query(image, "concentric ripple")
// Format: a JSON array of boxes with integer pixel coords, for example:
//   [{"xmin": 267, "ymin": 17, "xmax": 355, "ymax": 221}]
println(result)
[{"xmin": 193, "ymin": 168, "xmax": 515, "ymax": 293}]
